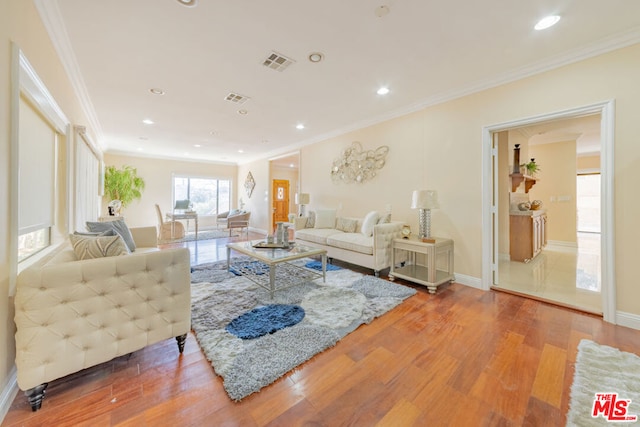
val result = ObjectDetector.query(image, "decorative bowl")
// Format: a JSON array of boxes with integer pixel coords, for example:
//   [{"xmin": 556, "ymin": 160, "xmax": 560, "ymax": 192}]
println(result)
[
  {"xmin": 530, "ymin": 200, "xmax": 542, "ymax": 210},
  {"xmin": 517, "ymin": 202, "xmax": 531, "ymax": 211}
]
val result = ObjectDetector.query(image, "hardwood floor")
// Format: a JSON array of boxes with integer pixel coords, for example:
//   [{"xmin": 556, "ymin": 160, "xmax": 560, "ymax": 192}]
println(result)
[{"xmin": 5, "ymin": 232, "xmax": 640, "ymax": 426}]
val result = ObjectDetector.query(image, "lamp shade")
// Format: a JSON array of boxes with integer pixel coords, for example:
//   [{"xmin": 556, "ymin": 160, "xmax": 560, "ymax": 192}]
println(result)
[
  {"xmin": 295, "ymin": 193, "xmax": 310, "ymax": 205},
  {"xmin": 411, "ymin": 190, "xmax": 439, "ymax": 209}
]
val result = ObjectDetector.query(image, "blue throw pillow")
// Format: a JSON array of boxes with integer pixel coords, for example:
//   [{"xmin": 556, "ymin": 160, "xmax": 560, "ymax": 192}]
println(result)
[{"xmin": 86, "ymin": 219, "xmax": 136, "ymax": 252}]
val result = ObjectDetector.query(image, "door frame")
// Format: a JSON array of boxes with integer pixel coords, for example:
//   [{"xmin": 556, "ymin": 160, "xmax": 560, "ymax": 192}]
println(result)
[{"xmin": 481, "ymin": 100, "xmax": 616, "ymax": 323}]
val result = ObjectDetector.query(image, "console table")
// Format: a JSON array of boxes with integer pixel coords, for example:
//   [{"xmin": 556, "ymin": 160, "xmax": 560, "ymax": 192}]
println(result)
[
  {"xmin": 166, "ymin": 211, "xmax": 198, "ymax": 239},
  {"xmin": 389, "ymin": 237, "xmax": 454, "ymax": 294}
]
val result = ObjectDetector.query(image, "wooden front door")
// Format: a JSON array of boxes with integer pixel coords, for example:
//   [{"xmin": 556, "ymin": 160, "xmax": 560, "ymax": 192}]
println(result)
[{"xmin": 272, "ymin": 179, "xmax": 290, "ymax": 231}]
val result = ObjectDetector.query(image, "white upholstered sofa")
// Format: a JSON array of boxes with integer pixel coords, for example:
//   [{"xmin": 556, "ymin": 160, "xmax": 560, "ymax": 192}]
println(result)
[
  {"xmin": 293, "ymin": 210, "xmax": 403, "ymax": 276},
  {"xmin": 14, "ymin": 226, "xmax": 191, "ymax": 411}
]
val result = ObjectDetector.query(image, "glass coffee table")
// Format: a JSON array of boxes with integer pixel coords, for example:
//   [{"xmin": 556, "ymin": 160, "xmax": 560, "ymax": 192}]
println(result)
[{"xmin": 226, "ymin": 240, "xmax": 327, "ymax": 298}]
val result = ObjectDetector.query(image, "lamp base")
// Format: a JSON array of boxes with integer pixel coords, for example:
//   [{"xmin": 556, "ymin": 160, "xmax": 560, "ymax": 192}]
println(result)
[{"xmin": 421, "ymin": 237, "xmax": 436, "ymax": 244}]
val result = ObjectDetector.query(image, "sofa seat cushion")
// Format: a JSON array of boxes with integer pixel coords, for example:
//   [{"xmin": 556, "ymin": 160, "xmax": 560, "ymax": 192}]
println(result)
[
  {"xmin": 295, "ymin": 228, "xmax": 343, "ymax": 245},
  {"xmin": 326, "ymin": 233, "xmax": 374, "ymax": 255}
]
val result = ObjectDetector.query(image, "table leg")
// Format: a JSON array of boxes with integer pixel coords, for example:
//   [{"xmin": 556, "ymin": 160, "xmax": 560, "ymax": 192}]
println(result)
[
  {"xmin": 195, "ymin": 216, "xmax": 198, "ymax": 240},
  {"xmin": 269, "ymin": 264, "xmax": 276, "ymax": 299},
  {"xmin": 322, "ymin": 254, "xmax": 326, "ymax": 283},
  {"xmin": 226, "ymin": 247, "xmax": 231, "ymax": 273}
]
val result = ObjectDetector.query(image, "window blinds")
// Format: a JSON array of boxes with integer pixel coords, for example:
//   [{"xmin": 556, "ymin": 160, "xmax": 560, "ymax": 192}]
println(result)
[{"xmin": 18, "ymin": 95, "xmax": 56, "ymax": 235}]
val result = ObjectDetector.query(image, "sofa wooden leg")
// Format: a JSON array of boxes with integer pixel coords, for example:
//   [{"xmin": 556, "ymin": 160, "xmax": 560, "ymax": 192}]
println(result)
[
  {"xmin": 176, "ymin": 334, "xmax": 187, "ymax": 353},
  {"xmin": 25, "ymin": 383, "xmax": 48, "ymax": 411}
]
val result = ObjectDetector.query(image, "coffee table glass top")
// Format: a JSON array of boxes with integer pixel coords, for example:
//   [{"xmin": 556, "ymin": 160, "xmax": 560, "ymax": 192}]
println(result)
[{"xmin": 226, "ymin": 240, "xmax": 326, "ymax": 263}]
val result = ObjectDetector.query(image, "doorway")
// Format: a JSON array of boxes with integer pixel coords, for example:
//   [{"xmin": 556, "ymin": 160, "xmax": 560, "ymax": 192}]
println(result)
[
  {"xmin": 268, "ymin": 152, "xmax": 300, "ymax": 232},
  {"xmin": 481, "ymin": 101, "xmax": 616, "ymax": 323}
]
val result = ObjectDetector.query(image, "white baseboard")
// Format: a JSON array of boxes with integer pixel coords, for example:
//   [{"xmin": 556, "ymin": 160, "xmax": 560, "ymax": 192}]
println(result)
[
  {"xmin": 616, "ymin": 311, "xmax": 640, "ymax": 331},
  {"xmin": 546, "ymin": 240, "xmax": 578, "ymax": 250},
  {"xmin": 0, "ymin": 366, "xmax": 18, "ymax": 424},
  {"xmin": 454, "ymin": 272, "xmax": 483, "ymax": 290}
]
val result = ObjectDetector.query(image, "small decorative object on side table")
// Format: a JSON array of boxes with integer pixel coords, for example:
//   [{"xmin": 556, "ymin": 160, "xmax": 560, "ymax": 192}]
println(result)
[
  {"xmin": 389, "ymin": 236, "xmax": 454, "ymax": 294},
  {"xmin": 401, "ymin": 225, "xmax": 411, "ymax": 239}
]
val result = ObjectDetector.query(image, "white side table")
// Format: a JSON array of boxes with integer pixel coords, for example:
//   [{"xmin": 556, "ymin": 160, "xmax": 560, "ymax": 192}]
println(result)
[{"xmin": 389, "ymin": 237, "xmax": 454, "ymax": 294}]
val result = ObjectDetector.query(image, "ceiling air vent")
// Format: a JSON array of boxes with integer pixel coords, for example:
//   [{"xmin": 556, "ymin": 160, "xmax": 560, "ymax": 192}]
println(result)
[
  {"xmin": 225, "ymin": 93, "xmax": 250, "ymax": 105},
  {"xmin": 262, "ymin": 51, "xmax": 295, "ymax": 72}
]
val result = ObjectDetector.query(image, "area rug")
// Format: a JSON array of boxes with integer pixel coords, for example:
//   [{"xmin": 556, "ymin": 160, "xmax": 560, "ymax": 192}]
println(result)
[
  {"xmin": 566, "ymin": 339, "xmax": 640, "ymax": 426},
  {"xmin": 190, "ymin": 257, "xmax": 417, "ymax": 401},
  {"xmin": 159, "ymin": 228, "xmax": 237, "ymax": 244}
]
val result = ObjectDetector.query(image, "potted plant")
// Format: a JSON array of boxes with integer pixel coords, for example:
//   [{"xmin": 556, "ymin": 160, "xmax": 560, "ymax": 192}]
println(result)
[
  {"xmin": 103, "ymin": 165, "xmax": 146, "ymax": 214},
  {"xmin": 521, "ymin": 158, "xmax": 540, "ymax": 177}
]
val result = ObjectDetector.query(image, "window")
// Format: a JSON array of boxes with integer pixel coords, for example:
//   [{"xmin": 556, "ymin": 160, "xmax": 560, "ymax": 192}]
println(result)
[{"xmin": 173, "ymin": 176, "xmax": 230, "ymax": 215}]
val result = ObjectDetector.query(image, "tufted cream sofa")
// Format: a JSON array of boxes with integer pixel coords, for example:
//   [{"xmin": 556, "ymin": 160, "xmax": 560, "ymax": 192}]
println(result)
[
  {"xmin": 14, "ymin": 226, "xmax": 191, "ymax": 411},
  {"xmin": 293, "ymin": 214, "xmax": 403, "ymax": 276}
]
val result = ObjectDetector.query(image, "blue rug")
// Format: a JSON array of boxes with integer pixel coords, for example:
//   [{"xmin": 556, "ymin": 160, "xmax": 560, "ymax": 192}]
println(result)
[
  {"xmin": 226, "ymin": 304, "xmax": 305, "ymax": 339},
  {"xmin": 305, "ymin": 261, "xmax": 341, "ymax": 271}
]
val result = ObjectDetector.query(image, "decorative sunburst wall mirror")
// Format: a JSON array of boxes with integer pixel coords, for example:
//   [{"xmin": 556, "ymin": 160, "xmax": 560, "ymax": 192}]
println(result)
[
  {"xmin": 331, "ymin": 141, "xmax": 389, "ymax": 184},
  {"xmin": 244, "ymin": 171, "xmax": 255, "ymax": 198}
]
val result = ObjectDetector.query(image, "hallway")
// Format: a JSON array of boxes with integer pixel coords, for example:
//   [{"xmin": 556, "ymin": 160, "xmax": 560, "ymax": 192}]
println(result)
[{"xmin": 494, "ymin": 232, "xmax": 601, "ymax": 314}]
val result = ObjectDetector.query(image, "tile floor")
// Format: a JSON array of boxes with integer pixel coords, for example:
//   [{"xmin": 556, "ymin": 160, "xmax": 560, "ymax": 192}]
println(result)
[{"xmin": 495, "ymin": 232, "xmax": 602, "ymax": 314}]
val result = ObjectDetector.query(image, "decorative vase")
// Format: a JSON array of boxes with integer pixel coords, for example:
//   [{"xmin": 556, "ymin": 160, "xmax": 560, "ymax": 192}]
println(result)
[{"xmin": 513, "ymin": 144, "xmax": 521, "ymax": 174}]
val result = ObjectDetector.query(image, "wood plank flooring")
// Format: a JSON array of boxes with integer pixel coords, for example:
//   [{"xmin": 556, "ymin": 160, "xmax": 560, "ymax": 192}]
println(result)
[{"xmin": 5, "ymin": 232, "xmax": 640, "ymax": 426}]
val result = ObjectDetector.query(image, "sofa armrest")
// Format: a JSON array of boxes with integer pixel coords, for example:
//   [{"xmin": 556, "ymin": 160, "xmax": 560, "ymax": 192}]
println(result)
[
  {"xmin": 372, "ymin": 222, "xmax": 403, "ymax": 269},
  {"xmin": 130, "ymin": 226, "xmax": 158, "ymax": 248}
]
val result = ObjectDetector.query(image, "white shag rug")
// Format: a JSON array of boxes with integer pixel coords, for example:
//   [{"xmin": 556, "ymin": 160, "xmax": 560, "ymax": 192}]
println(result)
[
  {"xmin": 567, "ymin": 339, "xmax": 640, "ymax": 426},
  {"xmin": 190, "ymin": 257, "xmax": 417, "ymax": 401}
]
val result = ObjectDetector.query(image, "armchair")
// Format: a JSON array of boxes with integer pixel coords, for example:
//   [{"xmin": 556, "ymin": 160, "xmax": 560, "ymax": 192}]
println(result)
[{"xmin": 228, "ymin": 211, "xmax": 251, "ymax": 238}]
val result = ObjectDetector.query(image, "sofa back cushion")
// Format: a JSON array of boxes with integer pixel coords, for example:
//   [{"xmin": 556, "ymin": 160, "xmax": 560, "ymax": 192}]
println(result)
[
  {"xmin": 86, "ymin": 219, "xmax": 136, "ymax": 252},
  {"xmin": 336, "ymin": 217, "xmax": 358, "ymax": 233},
  {"xmin": 314, "ymin": 209, "xmax": 337, "ymax": 229},
  {"xmin": 361, "ymin": 211, "xmax": 380, "ymax": 237},
  {"xmin": 69, "ymin": 234, "xmax": 129, "ymax": 260}
]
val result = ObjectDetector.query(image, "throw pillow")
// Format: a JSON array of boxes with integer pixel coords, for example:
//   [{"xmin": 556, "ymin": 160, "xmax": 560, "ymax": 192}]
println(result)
[
  {"xmin": 361, "ymin": 211, "xmax": 380, "ymax": 237},
  {"xmin": 69, "ymin": 234, "xmax": 129, "ymax": 260},
  {"xmin": 377, "ymin": 213, "xmax": 392, "ymax": 224},
  {"xmin": 86, "ymin": 219, "xmax": 137, "ymax": 252},
  {"xmin": 306, "ymin": 211, "xmax": 316, "ymax": 228},
  {"xmin": 336, "ymin": 217, "xmax": 357, "ymax": 233},
  {"xmin": 314, "ymin": 209, "xmax": 337, "ymax": 229},
  {"xmin": 73, "ymin": 229, "xmax": 116, "ymax": 237}
]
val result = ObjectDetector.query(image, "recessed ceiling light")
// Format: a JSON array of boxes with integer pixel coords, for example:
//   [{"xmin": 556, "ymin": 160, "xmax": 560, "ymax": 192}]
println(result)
[
  {"xmin": 289, "ymin": 163, "xmax": 294, "ymax": 168},
  {"xmin": 149, "ymin": 88, "xmax": 165, "ymax": 95},
  {"xmin": 142, "ymin": 119, "xmax": 154, "ymax": 125},
  {"xmin": 238, "ymin": 149, "xmax": 244, "ymax": 153},
  {"xmin": 194, "ymin": 144, "xmax": 201, "ymax": 148},
  {"xmin": 137, "ymin": 147, "xmax": 143, "ymax": 151},
  {"xmin": 296, "ymin": 124, "xmax": 305, "ymax": 130},
  {"xmin": 377, "ymin": 87, "xmax": 390, "ymax": 95},
  {"xmin": 308, "ymin": 52, "xmax": 324, "ymax": 63},
  {"xmin": 238, "ymin": 109, "xmax": 248, "ymax": 115},
  {"xmin": 176, "ymin": 0, "xmax": 197, "ymax": 7},
  {"xmin": 534, "ymin": 15, "xmax": 561, "ymax": 30}
]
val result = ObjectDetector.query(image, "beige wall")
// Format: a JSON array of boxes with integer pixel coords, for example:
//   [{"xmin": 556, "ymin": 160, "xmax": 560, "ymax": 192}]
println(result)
[
  {"xmin": 103, "ymin": 154, "xmax": 237, "ymax": 230},
  {"xmin": 238, "ymin": 160, "xmax": 270, "ymax": 235},
  {"xmin": 529, "ymin": 141, "xmax": 578, "ymax": 243},
  {"xmin": 577, "ymin": 154, "xmax": 601, "ymax": 171},
  {"xmin": 0, "ymin": 0, "xmax": 97, "ymax": 405}
]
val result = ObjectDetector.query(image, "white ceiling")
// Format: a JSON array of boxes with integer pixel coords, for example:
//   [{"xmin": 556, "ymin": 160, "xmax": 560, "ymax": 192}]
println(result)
[{"xmin": 36, "ymin": 0, "xmax": 640, "ymax": 164}]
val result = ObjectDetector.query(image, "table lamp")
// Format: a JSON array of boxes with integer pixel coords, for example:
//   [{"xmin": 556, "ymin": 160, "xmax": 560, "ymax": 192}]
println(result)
[
  {"xmin": 411, "ymin": 190, "xmax": 439, "ymax": 243},
  {"xmin": 295, "ymin": 193, "xmax": 310, "ymax": 217}
]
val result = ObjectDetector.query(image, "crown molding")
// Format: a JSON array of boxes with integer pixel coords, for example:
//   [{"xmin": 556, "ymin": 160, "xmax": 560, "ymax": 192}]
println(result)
[
  {"xmin": 270, "ymin": 27, "xmax": 640, "ymax": 162},
  {"xmin": 34, "ymin": 0, "xmax": 105, "ymax": 150}
]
